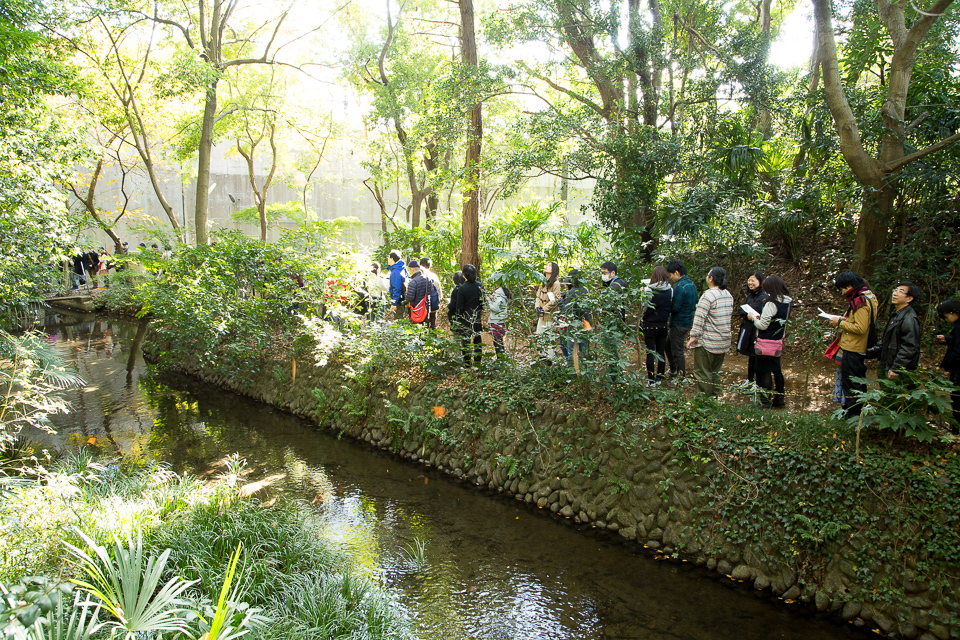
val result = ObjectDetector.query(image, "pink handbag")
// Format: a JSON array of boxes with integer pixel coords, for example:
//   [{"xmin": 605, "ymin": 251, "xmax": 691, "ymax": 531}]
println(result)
[{"xmin": 754, "ymin": 338, "xmax": 783, "ymax": 358}]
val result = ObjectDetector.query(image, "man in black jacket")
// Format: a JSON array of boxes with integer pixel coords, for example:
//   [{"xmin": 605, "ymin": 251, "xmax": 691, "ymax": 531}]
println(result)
[
  {"xmin": 869, "ymin": 281, "xmax": 921, "ymax": 380},
  {"xmin": 403, "ymin": 260, "xmax": 436, "ymax": 326}
]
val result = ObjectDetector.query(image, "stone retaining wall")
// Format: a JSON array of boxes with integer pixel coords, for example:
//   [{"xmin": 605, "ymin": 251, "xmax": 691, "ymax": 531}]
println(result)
[{"xmin": 169, "ymin": 352, "xmax": 958, "ymax": 640}]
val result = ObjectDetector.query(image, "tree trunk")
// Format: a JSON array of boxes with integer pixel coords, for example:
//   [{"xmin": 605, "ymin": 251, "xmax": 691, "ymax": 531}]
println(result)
[
  {"xmin": 194, "ymin": 79, "xmax": 219, "ymax": 245},
  {"xmin": 853, "ymin": 180, "xmax": 897, "ymax": 276},
  {"xmin": 459, "ymin": 0, "xmax": 481, "ymax": 270}
]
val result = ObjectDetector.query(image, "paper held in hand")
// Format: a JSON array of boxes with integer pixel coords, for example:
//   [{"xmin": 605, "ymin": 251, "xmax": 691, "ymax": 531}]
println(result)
[
  {"xmin": 740, "ymin": 304, "xmax": 755, "ymax": 315},
  {"xmin": 818, "ymin": 307, "xmax": 841, "ymax": 320}
]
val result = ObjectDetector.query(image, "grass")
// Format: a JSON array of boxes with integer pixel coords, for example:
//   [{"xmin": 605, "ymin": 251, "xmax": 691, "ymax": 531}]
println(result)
[{"xmin": 0, "ymin": 451, "xmax": 410, "ymax": 640}]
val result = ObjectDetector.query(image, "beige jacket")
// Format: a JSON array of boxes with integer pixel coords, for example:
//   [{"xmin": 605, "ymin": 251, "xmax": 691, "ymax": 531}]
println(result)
[
  {"xmin": 838, "ymin": 291, "xmax": 878, "ymax": 353},
  {"xmin": 535, "ymin": 281, "xmax": 562, "ymax": 322}
]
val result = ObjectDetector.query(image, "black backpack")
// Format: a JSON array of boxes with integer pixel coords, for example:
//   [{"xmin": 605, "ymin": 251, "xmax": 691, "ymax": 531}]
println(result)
[{"xmin": 866, "ymin": 297, "xmax": 879, "ymax": 350}]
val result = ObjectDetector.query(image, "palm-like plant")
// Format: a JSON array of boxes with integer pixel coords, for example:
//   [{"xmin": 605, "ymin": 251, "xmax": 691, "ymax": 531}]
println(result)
[
  {"xmin": 16, "ymin": 591, "xmax": 100, "ymax": 640},
  {"xmin": 64, "ymin": 529, "xmax": 196, "ymax": 639},
  {"xmin": 0, "ymin": 330, "xmax": 84, "ymax": 451}
]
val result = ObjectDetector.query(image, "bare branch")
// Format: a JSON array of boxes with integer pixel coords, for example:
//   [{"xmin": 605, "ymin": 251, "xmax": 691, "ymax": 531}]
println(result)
[
  {"xmin": 905, "ymin": 110, "xmax": 930, "ymax": 131},
  {"xmin": 884, "ymin": 130, "xmax": 960, "ymax": 171}
]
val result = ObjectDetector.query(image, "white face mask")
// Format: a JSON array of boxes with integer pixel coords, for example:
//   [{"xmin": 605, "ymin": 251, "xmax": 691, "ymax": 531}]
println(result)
[{"xmin": 601, "ymin": 273, "xmax": 612, "ymax": 283}]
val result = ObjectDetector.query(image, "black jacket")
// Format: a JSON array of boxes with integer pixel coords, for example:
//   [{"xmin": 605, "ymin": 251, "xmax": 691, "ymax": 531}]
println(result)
[
  {"xmin": 560, "ymin": 285, "xmax": 592, "ymax": 323},
  {"xmin": 405, "ymin": 272, "xmax": 435, "ymax": 315},
  {"xmin": 940, "ymin": 321, "xmax": 960, "ymax": 373},
  {"xmin": 737, "ymin": 288, "xmax": 769, "ymax": 356},
  {"xmin": 869, "ymin": 305, "xmax": 921, "ymax": 374},
  {"xmin": 642, "ymin": 285, "xmax": 673, "ymax": 330},
  {"xmin": 603, "ymin": 276, "xmax": 627, "ymax": 321},
  {"xmin": 453, "ymin": 281, "xmax": 484, "ymax": 332}
]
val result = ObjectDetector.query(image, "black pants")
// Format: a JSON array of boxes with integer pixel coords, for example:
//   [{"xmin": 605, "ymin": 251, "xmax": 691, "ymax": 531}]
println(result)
[
  {"xmin": 747, "ymin": 356, "xmax": 757, "ymax": 383},
  {"xmin": 756, "ymin": 358, "xmax": 785, "ymax": 408},
  {"xmin": 950, "ymin": 371, "xmax": 960, "ymax": 433},
  {"xmin": 840, "ymin": 350, "xmax": 867, "ymax": 418},
  {"xmin": 644, "ymin": 327, "xmax": 669, "ymax": 381},
  {"xmin": 460, "ymin": 322, "xmax": 482, "ymax": 364},
  {"xmin": 666, "ymin": 326, "xmax": 690, "ymax": 376},
  {"xmin": 428, "ymin": 310, "xmax": 437, "ymax": 330}
]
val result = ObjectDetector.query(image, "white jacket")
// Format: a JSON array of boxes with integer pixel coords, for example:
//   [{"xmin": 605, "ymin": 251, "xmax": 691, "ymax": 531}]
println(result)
[{"xmin": 488, "ymin": 287, "xmax": 509, "ymax": 324}]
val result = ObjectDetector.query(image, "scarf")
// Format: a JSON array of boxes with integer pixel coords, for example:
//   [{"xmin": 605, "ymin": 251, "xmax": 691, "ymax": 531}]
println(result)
[{"xmin": 844, "ymin": 285, "xmax": 870, "ymax": 312}]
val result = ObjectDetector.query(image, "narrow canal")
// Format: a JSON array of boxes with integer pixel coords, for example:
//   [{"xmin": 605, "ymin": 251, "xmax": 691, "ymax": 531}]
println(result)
[{"xmin": 30, "ymin": 311, "xmax": 868, "ymax": 640}]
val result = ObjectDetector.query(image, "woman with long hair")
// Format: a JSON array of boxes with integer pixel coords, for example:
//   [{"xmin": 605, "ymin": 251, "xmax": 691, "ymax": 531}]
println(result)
[
  {"xmin": 748, "ymin": 275, "xmax": 792, "ymax": 408},
  {"xmin": 824, "ymin": 272, "xmax": 878, "ymax": 418},
  {"xmin": 686, "ymin": 267, "xmax": 734, "ymax": 396},
  {"xmin": 534, "ymin": 262, "xmax": 562, "ymax": 363},
  {"xmin": 642, "ymin": 266, "xmax": 673, "ymax": 385},
  {"xmin": 737, "ymin": 270, "xmax": 768, "ymax": 384}
]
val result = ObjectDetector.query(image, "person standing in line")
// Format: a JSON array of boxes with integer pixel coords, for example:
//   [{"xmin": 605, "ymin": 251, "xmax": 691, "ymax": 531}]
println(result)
[
  {"xmin": 84, "ymin": 248, "xmax": 100, "ymax": 289},
  {"xmin": 599, "ymin": 261, "xmax": 627, "ymax": 379},
  {"xmin": 642, "ymin": 266, "xmax": 673, "ymax": 386},
  {"xmin": 404, "ymin": 260, "xmax": 435, "ymax": 327},
  {"xmin": 534, "ymin": 262, "xmax": 562, "ymax": 364},
  {"xmin": 666, "ymin": 260, "xmax": 698, "ymax": 379},
  {"xmin": 487, "ymin": 282, "xmax": 512, "ymax": 359},
  {"xmin": 70, "ymin": 251, "xmax": 86, "ymax": 289},
  {"xmin": 748, "ymin": 275, "xmax": 791, "ymax": 408},
  {"xmin": 823, "ymin": 272, "xmax": 878, "ymax": 418},
  {"xmin": 366, "ymin": 262, "xmax": 390, "ymax": 321},
  {"xmin": 869, "ymin": 281, "xmax": 921, "ymax": 382},
  {"xmin": 419, "ymin": 257, "xmax": 443, "ymax": 330},
  {"xmin": 452, "ymin": 264, "xmax": 484, "ymax": 365},
  {"xmin": 386, "ymin": 250, "xmax": 408, "ymax": 320},
  {"xmin": 737, "ymin": 271, "xmax": 769, "ymax": 384},
  {"xmin": 935, "ymin": 299, "xmax": 960, "ymax": 433},
  {"xmin": 559, "ymin": 268, "xmax": 592, "ymax": 368},
  {"xmin": 447, "ymin": 271, "xmax": 464, "ymax": 327},
  {"xmin": 686, "ymin": 267, "xmax": 734, "ymax": 396},
  {"xmin": 97, "ymin": 248, "xmax": 110, "ymax": 288}
]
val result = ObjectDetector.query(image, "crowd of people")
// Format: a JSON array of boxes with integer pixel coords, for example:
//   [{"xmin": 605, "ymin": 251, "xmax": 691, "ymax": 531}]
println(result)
[
  {"xmin": 352, "ymin": 251, "xmax": 959, "ymax": 432},
  {"xmin": 66, "ymin": 241, "xmax": 173, "ymax": 290}
]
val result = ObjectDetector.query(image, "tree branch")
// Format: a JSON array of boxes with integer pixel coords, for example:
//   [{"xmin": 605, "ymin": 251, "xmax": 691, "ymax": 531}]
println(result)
[
  {"xmin": 812, "ymin": 0, "xmax": 885, "ymax": 184},
  {"xmin": 884, "ymin": 129, "xmax": 960, "ymax": 171}
]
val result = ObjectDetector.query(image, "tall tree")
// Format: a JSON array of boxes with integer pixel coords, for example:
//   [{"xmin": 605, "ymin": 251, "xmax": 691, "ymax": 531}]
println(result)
[
  {"xmin": 488, "ymin": 0, "xmax": 790, "ymax": 255},
  {"xmin": 133, "ymin": 0, "xmax": 344, "ymax": 244},
  {"xmin": 229, "ymin": 68, "xmax": 285, "ymax": 242},
  {"xmin": 346, "ymin": 0, "xmax": 457, "ymax": 231},
  {"xmin": 812, "ymin": 0, "xmax": 960, "ymax": 275},
  {"xmin": 50, "ymin": 8, "xmax": 188, "ymax": 240},
  {"xmin": 459, "ymin": 0, "xmax": 481, "ymax": 269}
]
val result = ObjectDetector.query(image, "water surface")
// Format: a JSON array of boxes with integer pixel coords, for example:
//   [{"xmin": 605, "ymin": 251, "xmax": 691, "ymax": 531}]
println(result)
[{"xmin": 31, "ymin": 311, "xmax": 867, "ymax": 640}]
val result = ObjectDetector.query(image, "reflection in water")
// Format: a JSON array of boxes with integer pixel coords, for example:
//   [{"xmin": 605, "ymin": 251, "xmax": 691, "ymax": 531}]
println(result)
[{"xmin": 29, "ymin": 311, "xmax": 867, "ymax": 640}]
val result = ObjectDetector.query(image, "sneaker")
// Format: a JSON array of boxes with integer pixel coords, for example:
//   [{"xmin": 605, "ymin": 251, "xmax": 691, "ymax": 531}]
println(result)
[{"xmin": 647, "ymin": 380, "xmax": 661, "ymax": 388}]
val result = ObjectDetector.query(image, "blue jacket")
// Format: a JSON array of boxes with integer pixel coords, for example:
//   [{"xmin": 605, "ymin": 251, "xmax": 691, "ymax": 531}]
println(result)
[
  {"xmin": 388, "ymin": 260, "xmax": 407, "ymax": 306},
  {"xmin": 670, "ymin": 275, "xmax": 698, "ymax": 328}
]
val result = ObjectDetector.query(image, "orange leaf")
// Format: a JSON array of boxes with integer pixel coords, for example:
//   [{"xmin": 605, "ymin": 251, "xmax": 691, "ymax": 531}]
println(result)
[
  {"xmin": 432, "ymin": 406, "xmax": 446, "ymax": 418},
  {"xmin": 87, "ymin": 437, "xmax": 97, "ymax": 445}
]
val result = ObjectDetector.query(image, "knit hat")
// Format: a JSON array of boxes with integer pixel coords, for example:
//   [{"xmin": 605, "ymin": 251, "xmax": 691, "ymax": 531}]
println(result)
[{"xmin": 408, "ymin": 260, "xmax": 420, "ymax": 269}]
